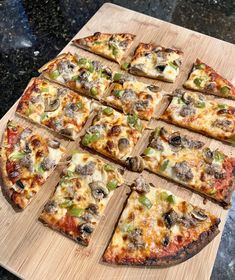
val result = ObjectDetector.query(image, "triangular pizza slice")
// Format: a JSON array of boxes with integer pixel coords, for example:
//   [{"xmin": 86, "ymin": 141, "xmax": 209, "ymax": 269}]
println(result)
[
  {"xmin": 73, "ymin": 32, "xmax": 136, "ymax": 63},
  {"xmin": 103, "ymin": 177, "xmax": 220, "ymax": 266}
]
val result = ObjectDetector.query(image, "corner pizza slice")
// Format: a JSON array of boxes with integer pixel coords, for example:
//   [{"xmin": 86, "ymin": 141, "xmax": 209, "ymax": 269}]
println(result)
[
  {"xmin": 126, "ymin": 126, "xmax": 235, "ymax": 208},
  {"xmin": 103, "ymin": 72, "xmax": 164, "ymax": 120},
  {"xmin": 103, "ymin": 177, "xmax": 220, "ymax": 266},
  {"xmin": 81, "ymin": 106, "xmax": 145, "ymax": 162},
  {"xmin": 160, "ymin": 89, "xmax": 235, "ymax": 144},
  {"xmin": 40, "ymin": 151, "xmax": 124, "ymax": 246},
  {"xmin": 16, "ymin": 77, "xmax": 93, "ymax": 140},
  {"xmin": 128, "ymin": 43, "xmax": 183, "ymax": 82},
  {"xmin": 0, "ymin": 120, "xmax": 65, "ymax": 209},
  {"xmin": 184, "ymin": 59, "xmax": 235, "ymax": 100},
  {"xmin": 73, "ymin": 32, "xmax": 136, "ymax": 64},
  {"xmin": 38, "ymin": 52, "xmax": 113, "ymax": 100}
]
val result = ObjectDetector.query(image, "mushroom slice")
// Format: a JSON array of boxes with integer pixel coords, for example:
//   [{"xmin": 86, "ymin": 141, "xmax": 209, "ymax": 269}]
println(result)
[
  {"xmin": 44, "ymin": 97, "xmax": 60, "ymax": 112},
  {"xmin": 89, "ymin": 181, "xmax": 109, "ymax": 200},
  {"xmin": 125, "ymin": 156, "xmax": 144, "ymax": 172},
  {"xmin": 48, "ymin": 139, "xmax": 61, "ymax": 149},
  {"xmin": 191, "ymin": 209, "xmax": 208, "ymax": 221}
]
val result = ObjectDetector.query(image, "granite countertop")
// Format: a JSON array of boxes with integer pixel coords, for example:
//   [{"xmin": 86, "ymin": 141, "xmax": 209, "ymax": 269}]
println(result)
[{"xmin": 0, "ymin": 0, "xmax": 234, "ymax": 279}]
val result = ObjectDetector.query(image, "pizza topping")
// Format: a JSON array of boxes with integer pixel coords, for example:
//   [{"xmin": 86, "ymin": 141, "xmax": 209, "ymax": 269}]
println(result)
[
  {"xmin": 147, "ymin": 84, "xmax": 160, "ymax": 92},
  {"xmin": 212, "ymin": 119, "xmax": 233, "ymax": 132},
  {"xmin": 181, "ymin": 137, "xmax": 204, "ymax": 149},
  {"xmin": 135, "ymin": 100, "xmax": 149, "ymax": 111},
  {"xmin": 125, "ymin": 156, "xmax": 144, "ymax": 172},
  {"xmin": 44, "ymin": 201, "xmax": 57, "ymax": 213},
  {"xmin": 220, "ymin": 86, "xmax": 230, "ymax": 95},
  {"xmin": 48, "ymin": 139, "xmax": 61, "ymax": 149},
  {"xmin": 86, "ymin": 203, "xmax": 99, "ymax": 215},
  {"xmin": 20, "ymin": 128, "xmax": 32, "ymax": 139},
  {"xmin": 191, "ymin": 209, "xmax": 208, "ymax": 221},
  {"xmin": 202, "ymin": 148, "xmax": 214, "ymax": 164},
  {"xmin": 108, "ymin": 125, "xmax": 121, "ymax": 136},
  {"xmin": 75, "ymin": 161, "xmax": 96, "ymax": 176},
  {"xmin": 20, "ymin": 155, "xmax": 33, "ymax": 171},
  {"xmin": 121, "ymin": 89, "xmax": 136, "ymax": 103},
  {"xmin": 127, "ymin": 228, "xmax": 145, "ymax": 250},
  {"xmin": 179, "ymin": 105, "xmax": 196, "ymax": 117},
  {"xmin": 60, "ymin": 127, "xmax": 73, "ymax": 137},
  {"xmin": 16, "ymin": 179, "xmax": 25, "ymax": 190},
  {"xmin": 44, "ymin": 97, "xmax": 60, "ymax": 112},
  {"xmin": 41, "ymin": 157, "xmax": 55, "ymax": 171},
  {"xmin": 162, "ymin": 235, "xmax": 170, "ymax": 247},
  {"xmin": 132, "ymin": 176, "xmax": 150, "ymax": 194},
  {"xmin": 150, "ymin": 138, "xmax": 164, "ymax": 151},
  {"xmin": 163, "ymin": 209, "xmax": 178, "ymax": 229},
  {"xmin": 89, "ymin": 181, "xmax": 109, "ymax": 200},
  {"xmin": 168, "ymin": 132, "xmax": 182, "ymax": 147},
  {"xmin": 79, "ymin": 223, "xmax": 94, "ymax": 235},
  {"xmin": 173, "ymin": 161, "xmax": 193, "ymax": 181},
  {"xmin": 205, "ymin": 164, "xmax": 226, "ymax": 179},
  {"xmin": 138, "ymin": 195, "xmax": 152, "ymax": 209},
  {"xmin": 118, "ymin": 138, "xmax": 130, "ymax": 151}
]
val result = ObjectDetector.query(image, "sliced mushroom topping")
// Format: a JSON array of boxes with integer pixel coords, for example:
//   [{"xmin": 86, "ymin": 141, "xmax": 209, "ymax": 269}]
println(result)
[
  {"xmin": 150, "ymin": 138, "xmax": 164, "ymax": 151},
  {"xmin": 81, "ymin": 212, "xmax": 93, "ymax": 222},
  {"xmin": 79, "ymin": 223, "xmax": 94, "ymax": 235},
  {"xmin": 64, "ymin": 103, "xmax": 77, "ymax": 118},
  {"xmin": 147, "ymin": 84, "xmax": 160, "ymax": 92},
  {"xmin": 121, "ymin": 89, "xmax": 136, "ymax": 103},
  {"xmin": 155, "ymin": 64, "xmax": 166, "ymax": 73},
  {"xmin": 212, "ymin": 119, "xmax": 233, "ymax": 132},
  {"xmin": 179, "ymin": 105, "xmax": 196, "ymax": 117},
  {"xmin": 60, "ymin": 127, "xmax": 73, "ymax": 137},
  {"xmin": 178, "ymin": 213, "xmax": 197, "ymax": 228},
  {"xmin": 174, "ymin": 58, "xmax": 182, "ymax": 67},
  {"xmin": 182, "ymin": 92, "xmax": 194, "ymax": 105},
  {"xmin": 75, "ymin": 161, "xmax": 96, "ymax": 176},
  {"xmin": 135, "ymin": 100, "xmax": 149, "ymax": 111},
  {"xmin": 9, "ymin": 170, "xmax": 20, "ymax": 179},
  {"xmin": 48, "ymin": 139, "xmax": 61, "ymax": 149},
  {"xmin": 44, "ymin": 201, "xmax": 57, "ymax": 213},
  {"xmin": 91, "ymin": 60, "xmax": 102, "ymax": 70},
  {"xmin": 125, "ymin": 156, "xmax": 144, "ymax": 172},
  {"xmin": 30, "ymin": 95, "xmax": 42, "ymax": 104},
  {"xmin": 132, "ymin": 177, "xmax": 150, "ymax": 194},
  {"xmin": 206, "ymin": 82, "xmax": 217, "ymax": 92},
  {"xmin": 233, "ymin": 167, "xmax": 235, "ymax": 177},
  {"xmin": 58, "ymin": 60, "xmax": 76, "ymax": 74},
  {"xmin": 130, "ymin": 64, "xmax": 145, "ymax": 75},
  {"xmin": 20, "ymin": 128, "xmax": 32, "ymax": 139},
  {"xmin": 44, "ymin": 97, "xmax": 60, "ymax": 112},
  {"xmin": 118, "ymin": 138, "xmax": 130, "ymax": 152},
  {"xmin": 163, "ymin": 209, "xmax": 178, "ymax": 229},
  {"xmin": 16, "ymin": 180, "xmax": 25, "ymax": 190},
  {"xmin": 89, "ymin": 181, "xmax": 109, "ymax": 200},
  {"xmin": 128, "ymin": 228, "xmax": 145, "ymax": 250},
  {"xmin": 41, "ymin": 157, "xmax": 55, "ymax": 171},
  {"xmin": 205, "ymin": 164, "xmax": 226, "ymax": 179},
  {"xmin": 23, "ymin": 143, "xmax": 32, "ymax": 154},
  {"xmin": 86, "ymin": 203, "xmax": 99, "ymax": 215},
  {"xmin": 20, "ymin": 155, "xmax": 33, "ymax": 171},
  {"xmin": 87, "ymin": 124, "xmax": 105, "ymax": 135},
  {"xmin": 173, "ymin": 161, "xmax": 194, "ymax": 181},
  {"xmin": 57, "ymin": 88, "xmax": 68, "ymax": 97},
  {"xmin": 191, "ymin": 209, "xmax": 208, "ymax": 221},
  {"xmin": 169, "ymin": 132, "xmax": 182, "ymax": 147},
  {"xmin": 202, "ymin": 148, "xmax": 214, "ymax": 164}
]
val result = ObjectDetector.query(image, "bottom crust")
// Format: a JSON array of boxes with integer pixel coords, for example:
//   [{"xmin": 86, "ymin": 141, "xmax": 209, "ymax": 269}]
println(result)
[{"xmin": 103, "ymin": 223, "xmax": 220, "ymax": 267}]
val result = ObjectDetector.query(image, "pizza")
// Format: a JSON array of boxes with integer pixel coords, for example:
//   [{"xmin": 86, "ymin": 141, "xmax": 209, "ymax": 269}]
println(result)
[
  {"xmin": 103, "ymin": 177, "xmax": 220, "ymax": 266},
  {"xmin": 128, "ymin": 43, "xmax": 183, "ymax": 82},
  {"xmin": 38, "ymin": 52, "xmax": 113, "ymax": 100},
  {"xmin": 16, "ymin": 77, "xmax": 93, "ymax": 140},
  {"xmin": 160, "ymin": 89, "xmax": 235, "ymax": 144},
  {"xmin": 184, "ymin": 59, "xmax": 235, "ymax": 100},
  {"xmin": 126, "ymin": 126, "xmax": 235, "ymax": 207},
  {"xmin": 0, "ymin": 120, "xmax": 65, "ymax": 209},
  {"xmin": 40, "ymin": 151, "xmax": 124, "ymax": 245},
  {"xmin": 73, "ymin": 32, "xmax": 136, "ymax": 64},
  {"xmin": 81, "ymin": 106, "xmax": 145, "ymax": 162},
  {"xmin": 103, "ymin": 72, "xmax": 164, "ymax": 120}
]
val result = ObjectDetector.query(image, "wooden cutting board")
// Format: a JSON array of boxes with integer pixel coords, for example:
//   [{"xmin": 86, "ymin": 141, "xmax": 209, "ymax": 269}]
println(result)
[{"xmin": 0, "ymin": 3, "xmax": 234, "ymax": 280}]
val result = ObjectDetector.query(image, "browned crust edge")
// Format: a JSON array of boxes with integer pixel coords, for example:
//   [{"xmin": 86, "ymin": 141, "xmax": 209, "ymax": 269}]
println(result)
[{"xmin": 102, "ymin": 223, "xmax": 220, "ymax": 267}]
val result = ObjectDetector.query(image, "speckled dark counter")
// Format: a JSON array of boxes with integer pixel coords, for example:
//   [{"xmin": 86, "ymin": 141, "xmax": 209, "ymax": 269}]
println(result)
[{"xmin": 0, "ymin": 0, "xmax": 234, "ymax": 279}]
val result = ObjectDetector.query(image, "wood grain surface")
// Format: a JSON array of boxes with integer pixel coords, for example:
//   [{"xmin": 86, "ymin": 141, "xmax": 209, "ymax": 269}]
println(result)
[{"xmin": 0, "ymin": 3, "xmax": 234, "ymax": 280}]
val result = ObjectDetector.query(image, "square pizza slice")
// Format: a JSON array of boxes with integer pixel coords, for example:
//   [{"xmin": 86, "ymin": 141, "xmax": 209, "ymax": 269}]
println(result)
[
  {"xmin": 38, "ymin": 52, "xmax": 113, "ymax": 100},
  {"xmin": 40, "ymin": 151, "xmax": 124, "ymax": 246},
  {"xmin": 73, "ymin": 32, "xmax": 136, "ymax": 64},
  {"xmin": 16, "ymin": 77, "xmax": 93, "ymax": 140},
  {"xmin": 184, "ymin": 59, "xmax": 235, "ymax": 100},
  {"xmin": 103, "ymin": 72, "xmax": 164, "ymax": 120},
  {"xmin": 126, "ymin": 126, "xmax": 235, "ymax": 208},
  {"xmin": 81, "ymin": 106, "xmax": 145, "ymax": 162},
  {"xmin": 128, "ymin": 43, "xmax": 183, "ymax": 82},
  {"xmin": 0, "ymin": 120, "xmax": 65, "ymax": 209}
]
